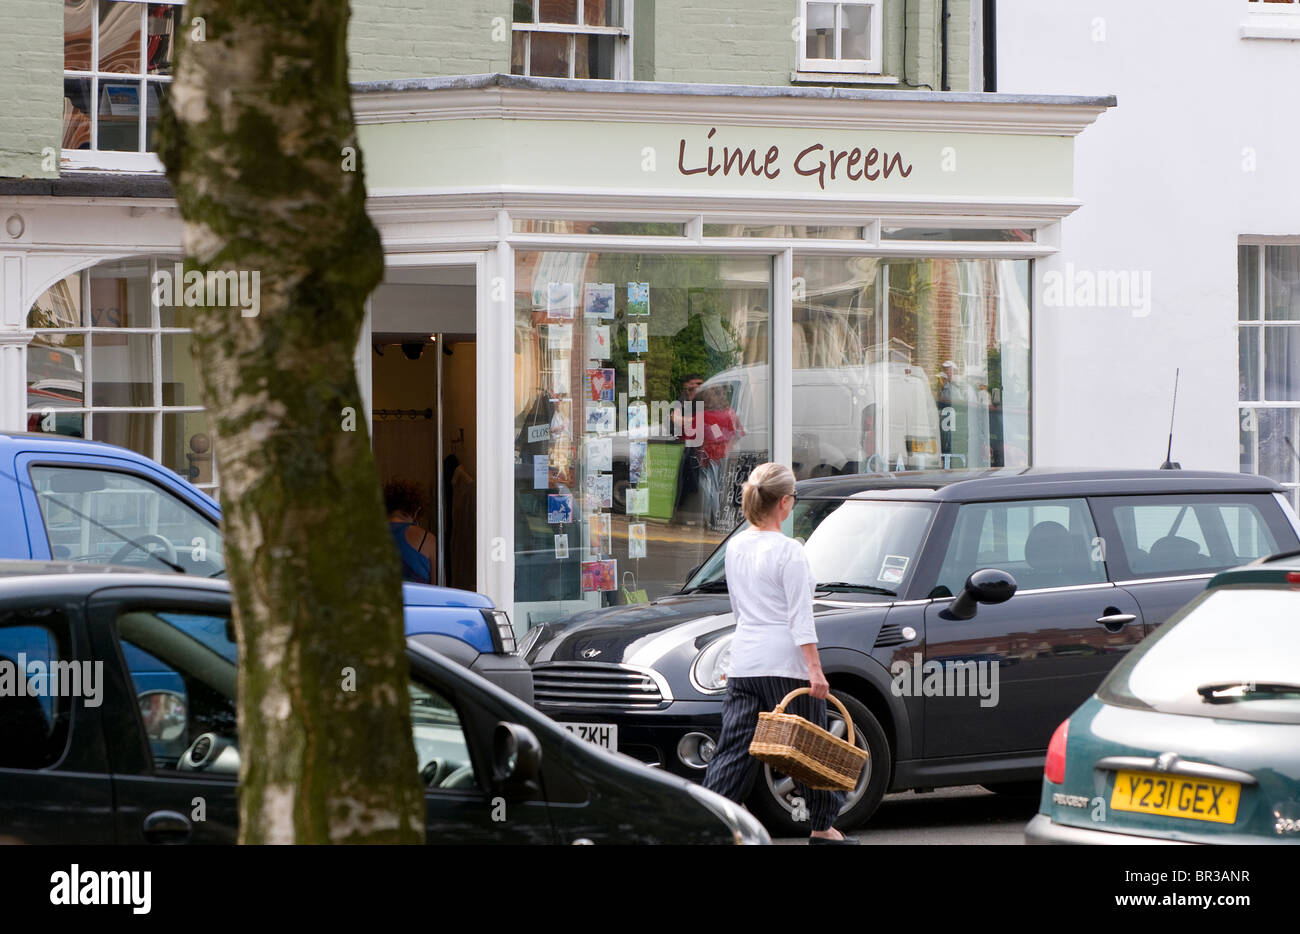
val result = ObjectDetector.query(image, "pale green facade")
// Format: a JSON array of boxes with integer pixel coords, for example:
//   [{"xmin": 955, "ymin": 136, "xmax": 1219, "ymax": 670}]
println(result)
[
  {"xmin": 0, "ymin": 0, "xmax": 63, "ymax": 178},
  {"xmin": 1, "ymin": 0, "xmax": 976, "ymax": 180}
]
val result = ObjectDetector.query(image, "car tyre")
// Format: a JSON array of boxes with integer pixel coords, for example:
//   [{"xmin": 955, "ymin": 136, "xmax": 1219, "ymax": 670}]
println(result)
[{"xmin": 745, "ymin": 690, "xmax": 891, "ymax": 837}]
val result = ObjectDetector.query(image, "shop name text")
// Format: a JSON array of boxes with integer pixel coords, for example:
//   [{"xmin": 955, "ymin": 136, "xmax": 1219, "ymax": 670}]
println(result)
[{"xmin": 677, "ymin": 127, "xmax": 914, "ymax": 190}]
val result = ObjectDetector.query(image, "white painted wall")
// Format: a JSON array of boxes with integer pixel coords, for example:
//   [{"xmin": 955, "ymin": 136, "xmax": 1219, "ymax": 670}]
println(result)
[{"xmin": 998, "ymin": 1, "xmax": 1300, "ymax": 471}]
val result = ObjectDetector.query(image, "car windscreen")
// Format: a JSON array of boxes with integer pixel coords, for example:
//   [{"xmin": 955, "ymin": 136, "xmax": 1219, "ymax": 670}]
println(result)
[
  {"xmin": 681, "ymin": 498, "xmax": 937, "ymax": 596},
  {"xmin": 1098, "ymin": 585, "xmax": 1300, "ymax": 724}
]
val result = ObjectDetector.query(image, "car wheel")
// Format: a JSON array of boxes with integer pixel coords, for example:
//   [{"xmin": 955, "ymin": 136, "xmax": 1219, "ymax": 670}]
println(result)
[
  {"xmin": 981, "ymin": 781, "xmax": 1042, "ymax": 798},
  {"xmin": 745, "ymin": 690, "xmax": 891, "ymax": 837}
]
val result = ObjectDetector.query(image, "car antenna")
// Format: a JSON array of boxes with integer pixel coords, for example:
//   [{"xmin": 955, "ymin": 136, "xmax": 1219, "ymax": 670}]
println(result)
[{"xmin": 1159, "ymin": 368, "xmax": 1181, "ymax": 470}]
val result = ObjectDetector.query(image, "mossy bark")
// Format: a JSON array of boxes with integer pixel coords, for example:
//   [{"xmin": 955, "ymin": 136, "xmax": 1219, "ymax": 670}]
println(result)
[{"xmin": 158, "ymin": 0, "xmax": 424, "ymax": 843}]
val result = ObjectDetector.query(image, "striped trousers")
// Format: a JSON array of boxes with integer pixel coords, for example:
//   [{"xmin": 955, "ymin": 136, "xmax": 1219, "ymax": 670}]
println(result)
[{"xmin": 702, "ymin": 675, "xmax": 845, "ymax": 832}]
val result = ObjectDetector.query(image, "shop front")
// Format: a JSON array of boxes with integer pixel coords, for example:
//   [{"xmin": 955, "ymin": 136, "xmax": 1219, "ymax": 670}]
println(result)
[{"xmin": 4, "ymin": 74, "xmax": 1110, "ymax": 629}]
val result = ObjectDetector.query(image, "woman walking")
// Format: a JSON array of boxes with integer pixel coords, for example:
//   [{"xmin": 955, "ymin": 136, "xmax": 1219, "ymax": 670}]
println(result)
[{"xmin": 701, "ymin": 463, "xmax": 856, "ymax": 844}]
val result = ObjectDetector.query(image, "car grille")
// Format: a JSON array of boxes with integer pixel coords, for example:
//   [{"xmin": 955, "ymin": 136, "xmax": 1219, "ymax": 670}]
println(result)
[{"xmin": 533, "ymin": 663, "xmax": 667, "ymax": 710}]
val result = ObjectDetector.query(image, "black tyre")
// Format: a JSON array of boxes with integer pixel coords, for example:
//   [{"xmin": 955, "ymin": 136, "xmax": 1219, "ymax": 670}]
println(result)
[
  {"xmin": 745, "ymin": 690, "xmax": 891, "ymax": 837},
  {"xmin": 981, "ymin": 781, "xmax": 1042, "ymax": 798}
]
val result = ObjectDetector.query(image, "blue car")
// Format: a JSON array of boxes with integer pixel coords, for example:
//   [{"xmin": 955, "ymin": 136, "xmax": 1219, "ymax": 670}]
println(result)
[
  {"xmin": 1026, "ymin": 551, "xmax": 1300, "ymax": 844},
  {"xmin": 0, "ymin": 431, "xmax": 530, "ymax": 702}
]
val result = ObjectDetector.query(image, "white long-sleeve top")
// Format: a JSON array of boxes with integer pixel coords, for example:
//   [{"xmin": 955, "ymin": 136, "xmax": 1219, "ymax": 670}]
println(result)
[{"xmin": 724, "ymin": 528, "xmax": 819, "ymax": 680}]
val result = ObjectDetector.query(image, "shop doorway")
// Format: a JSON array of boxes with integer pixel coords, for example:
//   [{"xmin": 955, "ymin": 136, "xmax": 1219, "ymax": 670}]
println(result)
[{"xmin": 369, "ymin": 265, "xmax": 477, "ymax": 591}]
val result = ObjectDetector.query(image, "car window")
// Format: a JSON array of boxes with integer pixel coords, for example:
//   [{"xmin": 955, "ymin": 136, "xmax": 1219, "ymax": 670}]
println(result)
[
  {"xmin": 1098, "ymin": 586, "xmax": 1300, "ymax": 724},
  {"xmin": 936, "ymin": 498, "xmax": 1106, "ymax": 595},
  {"xmin": 1094, "ymin": 495, "xmax": 1287, "ymax": 578},
  {"xmin": 0, "ymin": 614, "xmax": 73, "ymax": 769},
  {"xmin": 28, "ymin": 465, "xmax": 225, "ymax": 577},
  {"xmin": 410, "ymin": 680, "xmax": 480, "ymax": 792}
]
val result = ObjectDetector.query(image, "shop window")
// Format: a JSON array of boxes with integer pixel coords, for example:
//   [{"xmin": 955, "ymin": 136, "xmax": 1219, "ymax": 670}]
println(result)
[
  {"xmin": 790, "ymin": 255, "xmax": 1030, "ymax": 478},
  {"xmin": 798, "ymin": 0, "xmax": 883, "ymax": 76},
  {"xmin": 513, "ymin": 252, "xmax": 771, "ymax": 623},
  {"xmin": 25, "ymin": 257, "xmax": 218, "ymax": 496},
  {"xmin": 1238, "ymin": 243, "xmax": 1300, "ymax": 510},
  {"xmin": 63, "ymin": 0, "xmax": 181, "ymax": 164},
  {"xmin": 511, "ymin": 1, "xmax": 631, "ymax": 80}
]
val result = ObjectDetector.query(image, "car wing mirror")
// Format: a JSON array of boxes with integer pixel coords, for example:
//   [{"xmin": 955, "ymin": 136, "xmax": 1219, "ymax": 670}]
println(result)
[
  {"xmin": 943, "ymin": 568, "xmax": 1017, "ymax": 621},
  {"xmin": 492, "ymin": 721, "xmax": 542, "ymax": 794}
]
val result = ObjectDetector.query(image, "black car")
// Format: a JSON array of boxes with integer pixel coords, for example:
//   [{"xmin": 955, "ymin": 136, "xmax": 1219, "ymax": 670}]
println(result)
[
  {"xmin": 0, "ymin": 562, "xmax": 768, "ymax": 844},
  {"xmin": 523, "ymin": 468, "xmax": 1300, "ymax": 835}
]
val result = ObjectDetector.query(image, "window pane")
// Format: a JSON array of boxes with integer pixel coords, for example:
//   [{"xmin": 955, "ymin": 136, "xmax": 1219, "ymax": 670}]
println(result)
[
  {"xmin": 937, "ymin": 498, "xmax": 1104, "ymax": 593},
  {"xmin": 791, "ymin": 256, "xmax": 1030, "ymax": 477},
  {"xmin": 63, "ymin": 77, "xmax": 93, "ymax": 150},
  {"xmin": 511, "ymin": 31, "xmax": 527, "ymax": 75},
  {"xmin": 1264, "ymin": 325, "xmax": 1300, "ymax": 401},
  {"xmin": 160, "ymin": 332, "xmax": 200, "ymax": 405},
  {"xmin": 1239, "ymin": 245, "xmax": 1259, "ymax": 320},
  {"xmin": 145, "ymin": 80, "xmax": 166, "ymax": 150},
  {"xmin": 585, "ymin": 0, "xmax": 623, "ymax": 27},
  {"xmin": 95, "ymin": 410, "xmax": 155, "ymax": 457},
  {"xmin": 146, "ymin": 3, "xmax": 178, "ymax": 75},
  {"xmin": 30, "ymin": 464, "xmax": 224, "ymax": 575},
  {"xmin": 99, "ymin": 0, "xmax": 143, "ymax": 73},
  {"xmin": 841, "ymin": 2, "xmax": 871, "ymax": 59},
  {"xmin": 411, "ymin": 681, "xmax": 478, "ymax": 790},
  {"xmin": 512, "ymin": 0, "xmax": 535, "ymax": 24},
  {"xmin": 89, "ymin": 259, "xmax": 152, "ymax": 327},
  {"xmin": 703, "ymin": 224, "xmax": 863, "ymax": 239},
  {"xmin": 163, "ymin": 411, "xmax": 214, "ymax": 484},
  {"xmin": 806, "ymin": 2, "xmax": 835, "ymax": 58},
  {"xmin": 538, "ymin": 0, "xmax": 577, "ymax": 24},
  {"xmin": 574, "ymin": 33, "xmax": 615, "ymax": 79},
  {"xmin": 1243, "ymin": 406, "xmax": 1300, "ymax": 487},
  {"xmin": 27, "ymin": 273, "xmax": 83, "ymax": 328},
  {"xmin": 65, "ymin": 0, "xmax": 94, "ymax": 71},
  {"xmin": 96, "ymin": 80, "xmax": 143, "ymax": 152},
  {"xmin": 1264, "ymin": 245, "xmax": 1300, "ymax": 321},
  {"xmin": 1239, "ymin": 327, "xmax": 1259, "ymax": 401},
  {"xmin": 529, "ymin": 31, "xmax": 571, "ymax": 77},
  {"xmin": 0, "ymin": 621, "xmax": 72, "ymax": 769},
  {"xmin": 514, "ymin": 251, "xmax": 772, "ymax": 620},
  {"xmin": 882, "ymin": 227, "xmax": 1035, "ymax": 242},
  {"xmin": 91, "ymin": 332, "xmax": 154, "ymax": 406},
  {"xmin": 513, "ymin": 219, "xmax": 684, "ymax": 235},
  {"xmin": 27, "ymin": 332, "xmax": 86, "ymax": 418},
  {"xmin": 1218, "ymin": 503, "xmax": 1280, "ymax": 561}
]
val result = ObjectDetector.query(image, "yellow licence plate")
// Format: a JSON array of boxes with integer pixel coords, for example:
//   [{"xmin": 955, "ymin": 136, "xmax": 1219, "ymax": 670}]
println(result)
[{"xmin": 1110, "ymin": 771, "xmax": 1240, "ymax": 824}]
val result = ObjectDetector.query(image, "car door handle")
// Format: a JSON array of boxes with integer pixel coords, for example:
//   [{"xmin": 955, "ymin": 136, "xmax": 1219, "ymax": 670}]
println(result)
[
  {"xmin": 1095, "ymin": 612, "xmax": 1137, "ymax": 626},
  {"xmin": 142, "ymin": 809, "xmax": 192, "ymax": 844}
]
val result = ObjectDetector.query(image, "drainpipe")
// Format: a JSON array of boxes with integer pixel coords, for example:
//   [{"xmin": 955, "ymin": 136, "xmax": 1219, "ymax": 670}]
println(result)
[{"xmin": 982, "ymin": 0, "xmax": 997, "ymax": 91}]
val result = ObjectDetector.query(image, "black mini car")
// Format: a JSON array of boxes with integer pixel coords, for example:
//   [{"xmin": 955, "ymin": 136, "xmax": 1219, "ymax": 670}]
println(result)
[
  {"xmin": 0, "ymin": 562, "xmax": 768, "ymax": 844},
  {"xmin": 523, "ymin": 468, "xmax": 1300, "ymax": 835}
]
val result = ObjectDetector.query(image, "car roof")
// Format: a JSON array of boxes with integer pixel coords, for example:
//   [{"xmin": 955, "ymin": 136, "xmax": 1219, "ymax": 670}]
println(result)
[
  {"xmin": 0, "ymin": 560, "xmax": 231, "ymax": 600},
  {"xmin": 794, "ymin": 467, "xmax": 1283, "ymax": 502}
]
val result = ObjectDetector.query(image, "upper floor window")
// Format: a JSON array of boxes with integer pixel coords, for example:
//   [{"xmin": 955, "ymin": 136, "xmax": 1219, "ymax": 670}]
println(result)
[
  {"xmin": 511, "ymin": 1, "xmax": 631, "ymax": 80},
  {"xmin": 63, "ymin": 0, "xmax": 181, "ymax": 168},
  {"xmin": 1243, "ymin": 0, "xmax": 1300, "ymax": 39},
  {"xmin": 799, "ymin": 0, "xmax": 883, "ymax": 75}
]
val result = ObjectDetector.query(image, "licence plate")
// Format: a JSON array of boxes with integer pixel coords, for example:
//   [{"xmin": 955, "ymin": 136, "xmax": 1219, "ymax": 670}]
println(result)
[
  {"xmin": 1110, "ymin": 770, "xmax": 1241, "ymax": 824},
  {"xmin": 562, "ymin": 722, "xmax": 618, "ymax": 750}
]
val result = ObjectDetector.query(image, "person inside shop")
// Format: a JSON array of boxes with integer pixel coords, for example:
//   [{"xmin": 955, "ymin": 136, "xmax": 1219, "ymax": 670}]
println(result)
[
  {"xmin": 701, "ymin": 462, "xmax": 857, "ymax": 845},
  {"xmin": 695, "ymin": 384, "xmax": 745, "ymax": 525},
  {"xmin": 671, "ymin": 373, "xmax": 706, "ymax": 522},
  {"xmin": 935, "ymin": 359, "xmax": 958, "ymax": 458},
  {"xmin": 385, "ymin": 480, "xmax": 438, "ymax": 584}
]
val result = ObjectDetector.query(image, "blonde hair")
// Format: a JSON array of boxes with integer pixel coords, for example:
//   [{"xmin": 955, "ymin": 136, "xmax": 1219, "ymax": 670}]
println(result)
[{"xmin": 741, "ymin": 462, "xmax": 796, "ymax": 526}]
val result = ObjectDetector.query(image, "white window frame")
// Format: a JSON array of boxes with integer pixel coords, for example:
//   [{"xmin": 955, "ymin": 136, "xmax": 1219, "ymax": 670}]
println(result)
[
  {"xmin": 62, "ymin": 0, "xmax": 182, "ymax": 173},
  {"xmin": 511, "ymin": 0, "xmax": 634, "ymax": 81},
  {"xmin": 1242, "ymin": 0, "xmax": 1300, "ymax": 40},
  {"xmin": 798, "ymin": 0, "xmax": 884, "ymax": 76}
]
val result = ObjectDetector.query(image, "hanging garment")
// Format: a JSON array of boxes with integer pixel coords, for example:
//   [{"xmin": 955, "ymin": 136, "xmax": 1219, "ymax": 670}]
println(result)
[{"xmin": 450, "ymin": 465, "xmax": 476, "ymax": 591}]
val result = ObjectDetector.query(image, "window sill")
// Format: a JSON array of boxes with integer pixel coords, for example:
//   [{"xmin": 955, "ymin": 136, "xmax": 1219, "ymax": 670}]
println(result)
[
  {"xmin": 62, "ymin": 150, "xmax": 165, "ymax": 173},
  {"xmin": 790, "ymin": 71, "xmax": 899, "ymax": 85},
  {"xmin": 1240, "ymin": 15, "xmax": 1300, "ymax": 40}
]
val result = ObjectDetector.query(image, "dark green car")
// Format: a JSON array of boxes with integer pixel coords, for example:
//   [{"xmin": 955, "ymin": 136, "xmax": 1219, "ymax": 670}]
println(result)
[{"xmin": 1027, "ymin": 551, "xmax": 1300, "ymax": 844}]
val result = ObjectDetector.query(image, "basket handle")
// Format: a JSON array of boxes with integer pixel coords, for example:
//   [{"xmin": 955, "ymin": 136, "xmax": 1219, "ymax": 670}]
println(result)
[{"xmin": 772, "ymin": 687, "xmax": 855, "ymax": 746}]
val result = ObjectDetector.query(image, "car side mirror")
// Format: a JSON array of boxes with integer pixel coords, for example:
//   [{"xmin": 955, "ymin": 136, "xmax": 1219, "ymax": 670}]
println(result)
[
  {"xmin": 684, "ymin": 564, "xmax": 702, "ymax": 585},
  {"xmin": 493, "ymin": 722, "xmax": 542, "ymax": 793},
  {"xmin": 944, "ymin": 569, "xmax": 1017, "ymax": 621}
]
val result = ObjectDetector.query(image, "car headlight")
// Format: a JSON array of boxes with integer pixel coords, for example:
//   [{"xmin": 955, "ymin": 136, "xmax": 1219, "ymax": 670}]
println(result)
[
  {"xmin": 482, "ymin": 608, "xmax": 517, "ymax": 654},
  {"xmin": 516, "ymin": 622, "xmax": 546, "ymax": 659},
  {"xmin": 686, "ymin": 783, "xmax": 770, "ymax": 845},
  {"xmin": 691, "ymin": 634, "xmax": 732, "ymax": 694}
]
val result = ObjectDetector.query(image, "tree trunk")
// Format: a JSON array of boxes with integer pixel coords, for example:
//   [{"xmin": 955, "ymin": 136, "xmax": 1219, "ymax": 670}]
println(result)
[{"xmin": 158, "ymin": 0, "xmax": 424, "ymax": 843}]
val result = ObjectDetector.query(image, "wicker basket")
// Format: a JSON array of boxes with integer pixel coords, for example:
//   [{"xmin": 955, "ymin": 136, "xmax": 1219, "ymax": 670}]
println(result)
[{"xmin": 749, "ymin": 688, "xmax": 868, "ymax": 791}]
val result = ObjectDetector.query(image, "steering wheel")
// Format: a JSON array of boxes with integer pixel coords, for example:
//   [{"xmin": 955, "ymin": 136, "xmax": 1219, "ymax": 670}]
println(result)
[
  {"xmin": 110, "ymin": 534, "xmax": 178, "ymax": 567},
  {"xmin": 420, "ymin": 758, "xmax": 450, "ymax": 787}
]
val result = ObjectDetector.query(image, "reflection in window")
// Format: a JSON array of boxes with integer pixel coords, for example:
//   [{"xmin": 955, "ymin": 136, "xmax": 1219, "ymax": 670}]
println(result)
[
  {"xmin": 513, "ymin": 252, "xmax": 771, "ymax": 621},
  {"xmin": 790, "ymin": 256, "xmax": 1031, "ymax": 478}
]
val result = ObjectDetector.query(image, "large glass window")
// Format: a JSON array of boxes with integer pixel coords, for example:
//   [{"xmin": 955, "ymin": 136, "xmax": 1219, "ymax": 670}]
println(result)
[
  {"xmin": 790, "ymin": 256, "xmax": 1030, "ymax": 478},
  {"xmin": 514, "ymin": 252, "xmax": 771, "ymax": 623},
  {"xmin": 511, "ymin": 0, "xmax": 630, "ymax": 80},
  {"xmin": 1239, "ymin": 244, "xmax": 1300, "ymax": 510},
  {"xmin": 26, "ymin": 257, "xmax": 217, "ymax": 496},
  {"xmin": 63, "ymin": 0, "xmax": 181, "ymax": 155}
]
